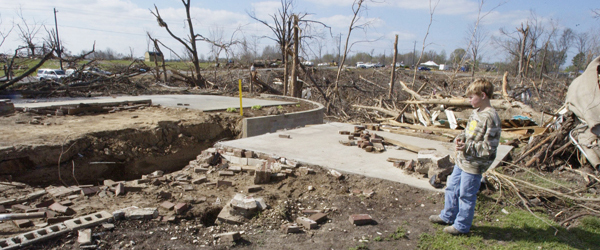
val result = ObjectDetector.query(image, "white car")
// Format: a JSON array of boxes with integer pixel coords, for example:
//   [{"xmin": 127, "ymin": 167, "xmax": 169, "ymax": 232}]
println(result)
[
  {"xmin": 302, "ymin": 61, "xmax": 314, "ymax": 67},
  {"xmin": 36, "ymin": 68, "xmax": 67, "ymax": 81}
]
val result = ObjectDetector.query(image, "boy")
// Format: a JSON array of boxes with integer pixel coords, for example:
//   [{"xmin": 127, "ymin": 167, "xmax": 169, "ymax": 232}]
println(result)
[{"xmin": 429, "ymin": 79, "xmax": 501, "ymax": 235}]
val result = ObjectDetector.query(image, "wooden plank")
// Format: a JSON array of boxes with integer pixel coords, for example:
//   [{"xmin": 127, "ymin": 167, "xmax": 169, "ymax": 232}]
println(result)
[
  {"xmin": 384, "ymin": 120, "xmax": 462, "ymax": 135},
  {"xmin": 382, "ymin": 128, "xmax": 454, "ymax": 142},
  {"xmin": 380, "ymin": 136, "xmax": 430, "ymax": 153}
]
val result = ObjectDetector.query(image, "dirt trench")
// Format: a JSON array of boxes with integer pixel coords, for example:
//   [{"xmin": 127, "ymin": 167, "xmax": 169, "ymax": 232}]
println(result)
[{"xmin": 0, "ymin": 111, "xmax": 241, "ymax": 186}]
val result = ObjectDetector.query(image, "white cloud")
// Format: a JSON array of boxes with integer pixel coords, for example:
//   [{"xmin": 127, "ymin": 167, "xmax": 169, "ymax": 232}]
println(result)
[{"xmin": 306, "ymin": 0, "xmax": 479, "ymax": 15}]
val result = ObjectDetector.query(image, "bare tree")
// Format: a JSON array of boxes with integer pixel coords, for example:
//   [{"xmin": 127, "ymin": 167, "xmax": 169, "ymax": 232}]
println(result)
[
  {"xmin": 0, "ymin": 14, "xmax": 13, "ymax": 49},
  {"xmin": 150, "ymin": 1, "xmax": 207, "ymax": 87},
  {"xmin": 15, "ymin": 8, "xmax": 43, "ymax": 57}
]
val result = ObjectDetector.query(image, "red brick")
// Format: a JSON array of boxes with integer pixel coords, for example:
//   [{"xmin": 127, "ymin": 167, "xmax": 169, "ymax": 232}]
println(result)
[
  {"xmin": 349, "ymin": 214, "xmax": 373, "ymax": 225},
  {"xmin": 11, "ymin": 204, "xmax": 32, "ymax": 212},
  {"xmin": 278, "ymin": 134, "xmax": 291, "ymax": 139},
  {"xmin": 281, "ymin": 223, "xmax": 302, "ymax": 233},
  {"xmin": 13, "ymin": 219, "xmax": 33, "ymax": 228},
  {"xmin": 339, "ymin": 130, "xmax": 351, "ymax": 135},
  {"xmin": 35, "ymin": 199, "xmax": 56, "ymax": 208},
  {"xmin": 218, "ymin": 171, "xmax": 234, "ymax": 176},
  {"xmin": 48, "ymin": 202, "xmax": 75, "ymax": 215},
  {"xmin": 0, "ymin": 204, "xmax": 4, "ymax": 213},
  {"xmin": 247, "ymin": 185, "xmax": 263, "ymax": 193},
  {"xmin": 174, "ymin": 203, "xmax": 189, "ymax": 214},
  {"xmin": 301, "ymin": 209, "xmax": 322, "ymax": 215},
  {"xmin": 160, "ymin": 201, "xmax": 175, "ymax": 210},
  {"xmin": 296, "ymin": 217, "xmax": 317, "ymax": 229},
  {"xmin": 309, "ymin": 212, "xmax": 328, "ymax": 224},
  {"xmin": 217, "ymin": 180, "xmax": 233, "ymax": 188}
]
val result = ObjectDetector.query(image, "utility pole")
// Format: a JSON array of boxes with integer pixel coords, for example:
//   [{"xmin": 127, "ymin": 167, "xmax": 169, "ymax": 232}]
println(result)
[
  {"xmin": 337, "ymin": 33, "xmax": 342, "ymax": 65},
  {"xmin": 412, "ymin": 40, "xmax": 416, "ymax": 68},
  {"xmin": 54, "ymin": 8, "xmax": 63, "ymax": 70}
]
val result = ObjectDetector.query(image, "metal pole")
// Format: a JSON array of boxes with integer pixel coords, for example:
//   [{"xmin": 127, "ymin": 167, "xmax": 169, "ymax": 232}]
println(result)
[
  {"xmin": 0, "ymin": 212, "xmax": 46, "ymax": 221},
  {"xmin": 54, "ymin": 8, "xmax": 63, "ymax": 70}
]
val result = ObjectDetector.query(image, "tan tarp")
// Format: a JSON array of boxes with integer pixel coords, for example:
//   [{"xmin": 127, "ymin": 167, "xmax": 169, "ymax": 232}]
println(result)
[{"xmin": 565, "ymin": 55, "xmax": 600, "ymax": 168}]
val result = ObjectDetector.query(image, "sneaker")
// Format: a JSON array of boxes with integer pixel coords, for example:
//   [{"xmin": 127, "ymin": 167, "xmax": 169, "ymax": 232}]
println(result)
[
  {"xmin": 428, "ymin": 215, "xmax": 450, "ymax": 225},
  {"xmin": 443, "ymin": 226, "xmax": 466, "ymax": 235}
]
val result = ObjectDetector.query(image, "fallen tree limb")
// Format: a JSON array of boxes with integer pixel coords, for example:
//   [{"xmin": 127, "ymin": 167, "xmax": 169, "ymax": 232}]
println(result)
[
  {"xmin": 0, "ymin": 50, "xmax": 55, "ymax": 91},
  {"xmin": 398, "ymin": 80, "xmax": 423, "ymax": 100},
  {"xmin": 493, "ymin": 172, "xmax": 600, "ymax": 202},
  {"xmin": 358, "ymin": 75, "xmax": 387, "ymax": 90},
  {"xmin": 401, "ymin": 98, "xmax": 514, "ymax": 109}
]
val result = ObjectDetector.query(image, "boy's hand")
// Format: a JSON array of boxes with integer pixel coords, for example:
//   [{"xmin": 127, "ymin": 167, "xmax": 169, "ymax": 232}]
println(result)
[{"xmin": 455, "ymin": 138, "xmax": 465, "ymax": 151}]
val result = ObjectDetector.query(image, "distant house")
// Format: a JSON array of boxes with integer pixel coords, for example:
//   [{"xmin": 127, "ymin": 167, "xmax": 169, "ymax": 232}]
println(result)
[{"xmin": 145, "ymin": 51, "xmax": 164, "ymax": 62}]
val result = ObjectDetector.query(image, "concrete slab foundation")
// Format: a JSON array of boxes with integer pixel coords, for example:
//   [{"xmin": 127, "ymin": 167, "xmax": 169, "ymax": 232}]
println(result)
[{"xmin": 217, "ymin": 122, "xmax": 512, "ymax": 192}]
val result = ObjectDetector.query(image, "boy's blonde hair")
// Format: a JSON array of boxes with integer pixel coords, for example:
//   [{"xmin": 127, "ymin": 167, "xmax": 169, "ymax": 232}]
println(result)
[{"xmin": 466, "ymin": 79, "xmax": 494, "ymax": 98}]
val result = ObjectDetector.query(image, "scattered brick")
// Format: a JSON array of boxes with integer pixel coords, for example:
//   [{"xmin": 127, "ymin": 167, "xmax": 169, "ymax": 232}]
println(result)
[
  {"xmin": 244, "ymin": 151, "xmax": 254, "ymax": 158},
  {"xmin": 365, "ymin": 146, "xmax": 374, "ymax": 152},
  {"xmin": 309, "ymin": 213, "xmax": 328, "ymax": 224},
  {"xmin": 278, "ymin": 134, "xmax": 291, "ymax": 139},
  {"xmin": 302, "ymin": 209, "xmax": 323, "ymax": 215},
  {"xmin": 192, "ymin": 176, "xmax": 208, "ymax": 184},
  {"xmin": 354, "ymin": 126, "xmax": 365, "ymax": 132},
  {"xmin": 271, "ymin": 173, "xmax": 286, "ymax": 181},
  {"xmin": 233, "ymin": 149, "xmax": 245, "ymax": 158},
  {"xmin": 0, "ymin": 204, "xmax": 4, "ymax": 213},
  {"xmin": 217, "ymin": 180, "xmax": 233, "ymax": 188},
  {"xmin": 329, "ymin": 170, "xmax": 343, "ymax": 179},
  {"xmin": 247, "ymin": 185, "xmax": 263, "ymax": 193},
  {"xmin": 102, "ymin": 223, "xmax": 115, "ymax": 230},
  {"xmin": 11, "ymin": 204, "xmax": 32, "ymax": 212},
  {"xmin": 228, "ymin": 165, "xmax": 242, "ymax": 173},
  {"xmin": 255, "ymin": 197, "xmax": 267, "ymax": 211},
  {"xmin": 254, "ymin": 164, "xmax": 271, "ymax": 184},
  {"xmin": 194, "ymin": 166, "xmax": 209, "ymax": 173},
  {"xmin": 115, "ymin": 183, "xmax": 126, "ymax": 196},
  {"xmin": 78, "ymin": 229, "xmax": 92, "ymax": 245},
  {"xmin": 348, "ymin": 135, "xmax": 355, "ymax": 140},
  {"xmin": 174, "ymin": 203, "xmax": 189, "ymax": 214},
  {"xmin": 339, "ymin": 140, "xmax": 355, "ymax": 146},
  {"xmin": 103, "ymin": 179, "xmax": 116, "ymax": 187},
  {"xmin": 60, "ymin": 200, "xmax": 74, "ymax": 206},
  {"xmin": 47, "ymin": 216, "xmax": 72, "ymax": 224},
  {"xmin": 80, "ymin": 186, "xmax": 99, "ymax": 196},
  {"xmin": 370, "ymin": 138, "xmax": 383, "ymax": 144},
  {"xmin": 49, "ymin": 202, "xmax": 75, "ymax": 215},
  {"xmin": 349, "ymin": 214, "xmax": 374, "ymax": 225},
  {"xmin": 160, "ymin": 201, "xmax": 175, "ymax": 210},
  {"xmin": 281, "ymin": 223, "xmax": 302, "ymax": 233},
  {"xmin": 299, "ymin": 167, "xmax": 315, "ymax": 175},
  {"xmin": 14, "ymin": 219, "xmax": 33, "ymax": 228},
  {"xmin": 182, "ymin": 185, "xmax": 194, "ymax": 191},
  {"xmin": 219, "ymin": 171, "xmax": 234, "ymax": 176},
  {"xmin": 296, "ymin": 217, "xmax": 317, "ymax": 229},
  {"xmin": 339, "ymin": 130, "xmax": 350, "ymax": 135},
  {"xmin": 217, "ymin": 231, "xmax": 241, "ymax": 242},
  {"xmin": 35, "ymin": 200, "xmax": 55, "ymax": 208}
]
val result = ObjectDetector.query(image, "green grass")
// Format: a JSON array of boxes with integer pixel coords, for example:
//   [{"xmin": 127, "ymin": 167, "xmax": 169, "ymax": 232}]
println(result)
[
  {"xmin": 226, "ymin": 107, "xmax": 238, "ymax": 113},
  {"xmin": 418, "ymin": 199, "xmax": 600, "ymax": 250}
]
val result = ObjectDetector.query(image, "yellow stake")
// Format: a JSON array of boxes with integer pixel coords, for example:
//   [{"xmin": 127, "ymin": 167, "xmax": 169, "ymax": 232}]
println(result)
[{"xmin": 239, "ymin": 79, "xmax": 243, "ymax": 116}]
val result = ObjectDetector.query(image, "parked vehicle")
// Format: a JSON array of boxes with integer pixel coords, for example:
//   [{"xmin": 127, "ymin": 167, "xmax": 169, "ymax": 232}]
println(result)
[
  {"xmin": 356, "ymin": 62, "xmax": 376, "ymax": 68},
  {"xmin": 373, "ymin": 63, "xmax": 385, "ymax": 68},
  {"xmin": 36, "ymin": 69, "xmax": 67, "ymax": 81},
  {"xmin": 417, "ymin": 66, "xmax": 431, "ymax": 71},
  {"xmin": 302, "ymin": 61, "xmax": 314, "ymax": 66}
]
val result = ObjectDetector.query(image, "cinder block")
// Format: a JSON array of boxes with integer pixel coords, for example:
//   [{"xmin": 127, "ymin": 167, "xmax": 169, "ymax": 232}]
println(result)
[
  {"xmin": 248, "ymin": 158, "xmax": 266, "ymax": 167},
  {"xmin": 113, "ymin": 207, "xmax": 158, "ymax": 220},
  {"xmin": 0, "ymin": 223, "xmax": 70, "ymax": 250},
  {"xmin": 218, "ymin": 171, "xmax": 234, "ymax": 176},
  {"xmin": 296, "ymin": 217, "xmax": 317, "ymax": 229},
  {"xmin": 63, "ymin": 211, "xmax": 113, "ymax": 230},
  {"xmin": 13, "ymin": 219, "xmax": 33, "ymax": 228},
  {"xmin": 349, "ymin": 214, "xmax": 373, "ymax": 225},
  {"xmin": 228, "ymin": 165, "xmax": 242, "ymax": 173}
]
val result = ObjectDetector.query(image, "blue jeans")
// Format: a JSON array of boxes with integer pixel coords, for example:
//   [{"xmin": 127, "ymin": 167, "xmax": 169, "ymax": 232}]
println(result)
[{"xmin": 439, "ymin": 165, "xmax": 482, "ymax": 233}]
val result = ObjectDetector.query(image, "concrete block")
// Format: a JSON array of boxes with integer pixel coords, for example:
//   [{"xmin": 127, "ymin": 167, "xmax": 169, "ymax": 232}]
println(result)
[
  {"xmin": 10, "ymin": 204, "xmax": 32, "ymax": 212},
  {"xmin": 230, "ymin": 194, "xmax": 257, "ymax": 217},
  {"xmin": 174, "ymin": 203, "xmax": 188, "ymax": 215},
  {"xmin": 160, "ymin": 201, "xmax": 175, "ymax": 210},
  {"xmin": 115, "ymin": 183, "xmax": 126, "ymax": 196},
  {"xmin": 296, "ymin": 217, "xmax": 317, "ymax": 229},
  {"xmin": 244, "ymin": 151, "xmax": 254, "ymax": 158},
  {"xmin": 0, "ymin": 222, "xmax": 70, "ymax": 250},
  {"xmin": 77, "ymin": 229, "xmax": 92, "ymax": 245},
  {"xmin": 49, "ymin": 203, "xmax": 75, "ymax": 215},
  {"xmin": 349, "ymin": 214, "xmax": 373, "ymax": 225},
  {"xmin": 246, "ymin": 185, "xmax": 262, "ymax": 193},
  {"xmin": 255, "ymin": 197, "xmax": 267, "ymax": 211},
  {"xmin": 216, "ymin": 201, "xmax": 244, "ymax": 225},
  {"xmin": 102, "ymin": 223, "xmax": 115, "ymax": 230},
  {"xmin": 64, "ymin": 211, "xmax": 113, "ymax": 230},
  {"xmin": 299, "ymin": 167, "xmax": 315, "ymax": 175},
  {"xmin": 309, "ymin": 213, "xmax": 328, "ymax": 224},
  {"xmin": 233, "ymin": 149, "xmax": 245, "ymax": 158},
  {"xmin": 80, "ymin": 187, "xmax": 99, "ymax": 196},
  {"xmin": 281, "ymin": 223, "xmax": 302, "ymax": 233},
  {"xmin": 217, "ymin": 231, "xmax": 241, "ymax": 242}
]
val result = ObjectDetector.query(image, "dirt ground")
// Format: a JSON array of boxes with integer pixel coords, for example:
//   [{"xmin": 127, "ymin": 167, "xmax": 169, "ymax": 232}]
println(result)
[{"xmin": 0, "ymin": 66, "xmax": 594, "ymax": 249}]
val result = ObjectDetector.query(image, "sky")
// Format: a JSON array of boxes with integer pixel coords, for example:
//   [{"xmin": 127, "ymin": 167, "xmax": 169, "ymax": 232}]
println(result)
[{"xmin": 0, "ymin": 0, "xmax": 598, "ymax": 64}]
